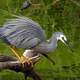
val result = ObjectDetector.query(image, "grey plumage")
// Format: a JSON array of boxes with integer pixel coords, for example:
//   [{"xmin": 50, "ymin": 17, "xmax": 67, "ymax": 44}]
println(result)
[{"xmin": 0, "ymin": 16, "xmax": 46, "ymax": 49}]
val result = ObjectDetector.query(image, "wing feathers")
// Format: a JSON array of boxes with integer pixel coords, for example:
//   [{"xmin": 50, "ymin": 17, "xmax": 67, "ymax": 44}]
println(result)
[{"xmin": 0, "ymin": 16, "xmax": 46, "ymax": 49}]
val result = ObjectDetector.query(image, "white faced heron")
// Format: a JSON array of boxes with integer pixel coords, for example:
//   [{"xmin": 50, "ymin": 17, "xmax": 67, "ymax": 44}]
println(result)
[{"xmin": 0, "ymin": 15, "xmax": 72, "ymax": 65}]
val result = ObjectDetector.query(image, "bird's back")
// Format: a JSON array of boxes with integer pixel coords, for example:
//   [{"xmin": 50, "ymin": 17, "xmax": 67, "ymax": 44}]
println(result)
[{"xmin": 0, "ymin": 16, "xmax": 46, "ymax": 49}]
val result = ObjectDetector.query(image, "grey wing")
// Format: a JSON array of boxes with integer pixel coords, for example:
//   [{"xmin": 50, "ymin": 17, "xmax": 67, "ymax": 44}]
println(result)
[{"xmin": 0, "ymin": 16, "xmax": 46, "ymax": 49}]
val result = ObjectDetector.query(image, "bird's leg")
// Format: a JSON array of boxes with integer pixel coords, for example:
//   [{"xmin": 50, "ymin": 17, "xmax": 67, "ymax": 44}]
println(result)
[
  {"xmin": 9, "ymin": 45, "xmax": 33, "ymax": 66},
  {"xmin": 20, "ymin": 50, "xmax": 34, "ymax": 66},
  {"xmin": 8, "ymin": 45, "xmax": 21, "ymax": 61},
  {"xmin": 20, "ymin": 54, "xmax": 40, "ymax": 66},
  {"xmin": 20, "ymin": 55, "xmax": 33, "ymax": 66}
]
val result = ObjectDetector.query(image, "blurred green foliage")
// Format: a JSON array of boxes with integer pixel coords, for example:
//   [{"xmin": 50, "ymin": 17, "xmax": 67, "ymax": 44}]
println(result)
[{"xmin": 0, "ymin": 0, "xmax": 80, "ymax": 80}]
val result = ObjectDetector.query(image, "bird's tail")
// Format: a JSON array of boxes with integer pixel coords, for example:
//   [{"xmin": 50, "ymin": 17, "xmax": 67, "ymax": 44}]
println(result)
[
  {"xmin": 0, "ymin": 28, "xmax": 3, "ymax": 38},
  {"xmin": 0, "ymin": 28, "xmax": 11, "ymax": 45}
]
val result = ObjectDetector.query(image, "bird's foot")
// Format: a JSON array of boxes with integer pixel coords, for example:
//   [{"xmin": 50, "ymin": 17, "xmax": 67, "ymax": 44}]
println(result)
[{"xmin": 20, "ymin": 55, "xmax": 33, "ymax": 67}]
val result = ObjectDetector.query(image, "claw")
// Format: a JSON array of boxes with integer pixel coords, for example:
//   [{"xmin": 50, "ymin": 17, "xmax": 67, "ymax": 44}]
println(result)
[
  {"xmin": 20, "ymin": 55, "xmax": 40, "ymax": 67},
  {"xmin": 20, "ymin": 55, "xmax": 33, "ymax": 67}
]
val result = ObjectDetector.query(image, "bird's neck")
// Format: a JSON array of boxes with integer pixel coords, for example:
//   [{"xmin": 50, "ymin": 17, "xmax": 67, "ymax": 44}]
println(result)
[
  {"xmin": 34, "ymin": 35, "xmax": 58, "ymax": 53},
  {"xmin": 47, "ymin": 35, "xmax": 58, "ymax": 52}
]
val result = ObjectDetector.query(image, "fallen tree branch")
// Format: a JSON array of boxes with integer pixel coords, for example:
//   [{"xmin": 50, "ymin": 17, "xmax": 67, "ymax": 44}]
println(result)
[{"xmin": 0, "ymin": 55, "xmax": 41, "ymax": 80}]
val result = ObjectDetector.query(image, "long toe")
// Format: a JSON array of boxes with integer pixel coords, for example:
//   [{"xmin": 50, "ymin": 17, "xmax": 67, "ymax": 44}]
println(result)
[
  {"xmin": 25, "ymin": 59, "xmax": 33, "ymax": 67},
  {"xmin": 20, "ymin": 55, "xmax": 33, "ymax": 67}
]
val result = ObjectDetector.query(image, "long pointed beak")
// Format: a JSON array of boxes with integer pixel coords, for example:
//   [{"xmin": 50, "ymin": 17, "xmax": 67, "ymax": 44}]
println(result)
[{"xmin": 64, "ymin": 40, "xmax": 74, "ymax": 53}]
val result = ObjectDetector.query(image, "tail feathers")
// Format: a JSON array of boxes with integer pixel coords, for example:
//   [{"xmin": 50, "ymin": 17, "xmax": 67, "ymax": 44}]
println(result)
[
  {"xmin": 0, "ymin": 28, "xmax": 11, "ymax": 45},
  {"xmin": 0, "ymin": 28, "xmax": 3, "ymax": 38},
  {"xmin": 1, "ymin": 36, "xmax": 11, "ymax": 45}
]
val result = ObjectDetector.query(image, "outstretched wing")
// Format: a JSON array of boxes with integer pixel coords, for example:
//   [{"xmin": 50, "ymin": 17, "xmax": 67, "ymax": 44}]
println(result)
[{"xmin": 0, "ymin": 16, "xmax": 46, "ymax": 49}]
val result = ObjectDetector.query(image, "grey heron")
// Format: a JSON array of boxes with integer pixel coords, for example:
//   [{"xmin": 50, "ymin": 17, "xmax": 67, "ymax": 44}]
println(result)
[{"xmin": 0, "ymin": 15, "xmax": 72, "ymax": 65}]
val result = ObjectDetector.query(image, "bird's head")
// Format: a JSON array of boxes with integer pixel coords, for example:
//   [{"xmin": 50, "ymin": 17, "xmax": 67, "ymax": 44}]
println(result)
[
  {"xmin": 54, "ymin": 32, "xmax": 73, "ymax": 52},
  {"xmin": 56, "ymin": 32, "xmax": 67, "ymax": 45},
  {"xmin": 53, "ymin": 32, "xmax": 67, "ymax": 44}
]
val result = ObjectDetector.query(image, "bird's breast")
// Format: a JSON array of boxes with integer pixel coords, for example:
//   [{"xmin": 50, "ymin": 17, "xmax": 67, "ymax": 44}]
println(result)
[{"xmin": 23, "ymin": 49, "xmax": 39, "ymax": 58}]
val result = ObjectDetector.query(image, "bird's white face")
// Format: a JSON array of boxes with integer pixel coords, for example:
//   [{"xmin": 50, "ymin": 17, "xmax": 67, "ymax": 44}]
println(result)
[
  {"xmin": 55, "ymin": 32, "xmax": 74, "ymax": 52},
  {"xmin": 57, "ymin": 34, "xmax": 67, "ymax": 45}
]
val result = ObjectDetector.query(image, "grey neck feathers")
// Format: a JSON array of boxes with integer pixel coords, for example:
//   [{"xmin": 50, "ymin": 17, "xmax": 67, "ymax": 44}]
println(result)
[
  {"xmin": 47, "ymin": 34, "xmax": 58, "ymax": 52},
  {"xmin": 34, "ymin": 34, "xmax": 58, "ymax": 53}
]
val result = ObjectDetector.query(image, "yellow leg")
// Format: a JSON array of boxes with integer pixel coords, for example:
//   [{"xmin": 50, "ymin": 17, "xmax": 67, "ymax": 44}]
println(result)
[
  {"xmin": 8, "ymin": 45, "xmax": 33, "ymax": 66},
  {"xmin": 8, "ymin": 45, "xmax": 21, "ymax": 61}
]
